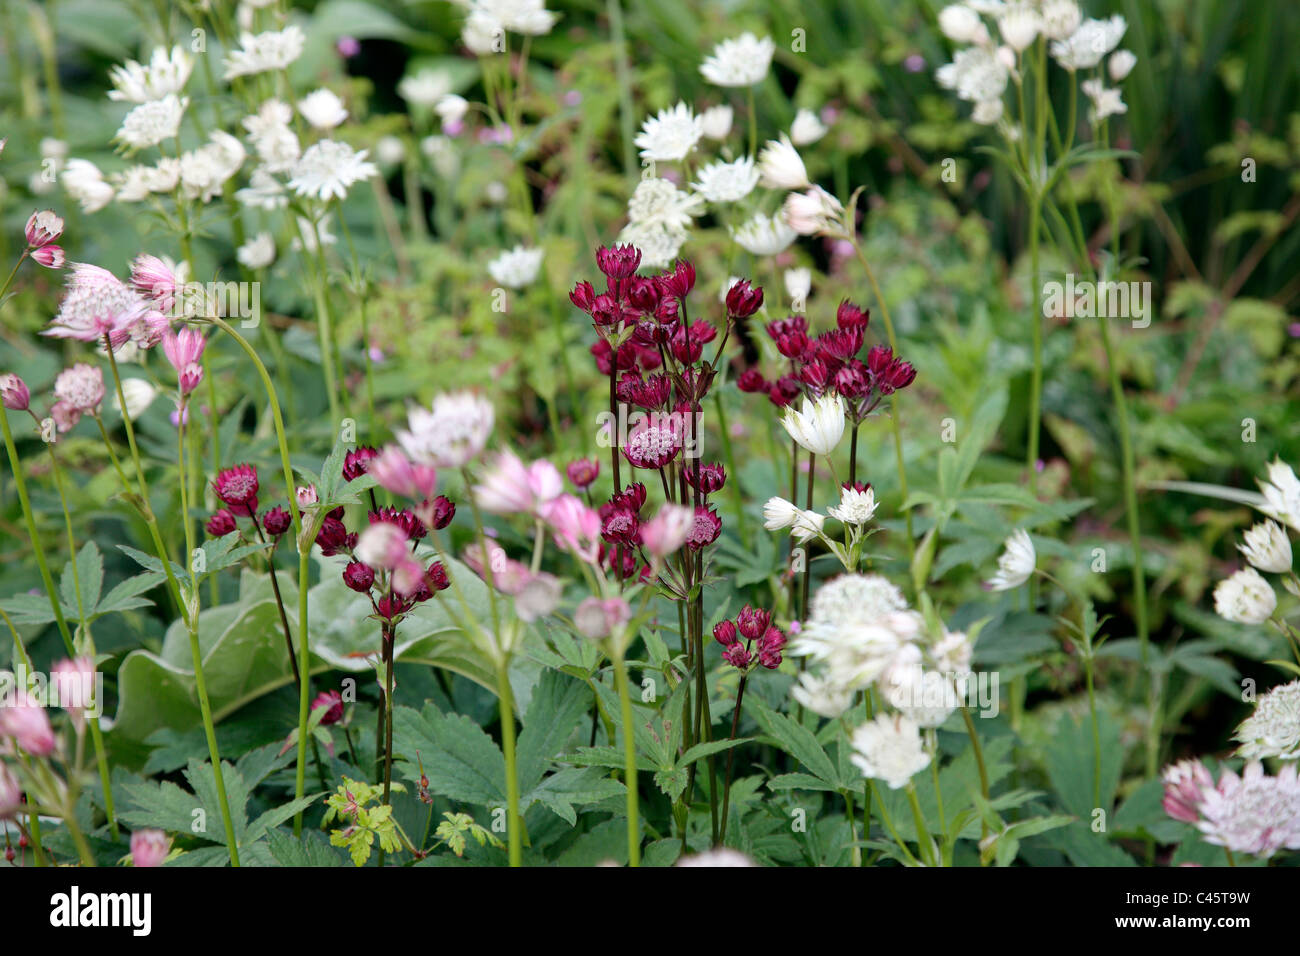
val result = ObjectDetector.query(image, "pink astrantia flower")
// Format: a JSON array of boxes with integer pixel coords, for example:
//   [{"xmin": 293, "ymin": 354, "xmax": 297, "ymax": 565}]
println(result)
[
  {"xmin": 51, "ymin": 363, "xmax": 106, "ymax": 430},
  {"xmin": 130, "ymin": 830, "xmax": 171, "ymax": 868},
  {"xmin": 640, "ymin": 504, "xmax": 694, "ymax": 558},
  {"xmin": 541, "ymin": 494, "xmax": 602, "ymax": 564},
  {"xmin": 1195, "ymin": 762, "xmax": 1300, "ymax": 858},
  {"xmin": 162, "ymin": 326, "xmax": 206, "ymax": 371},
  {"xmin": 0, "ymin": 692, "xmax": 56, "ymax": 756},
  {"xmin": 25, "ymin": 210, "xmax": 64, "ymax": 247},
  {"xmin": 354, "ymin": 522, "xmax": 411, "ymax": 571},
  {"xmin": 1162, "ymin": 759, "xmax": 1213, "ymax": 824},
  {"xmin": 622, "ymin": 415, "xmax": 683, "ymax": 469},
  {"xmin": 368, "ymin": 446, "xmax": 438, "ymax": 500},
  {"xmin": 1, "ymin": 373, "xmax": 30, "ymax": 411},
  {"xmin": 474, "ymin": 450, "xmax": 563, "ymax": 515},
  {"xmin": 50, "ymin": 656, "xmax": 97, "ymax": 729},
  {"xmin": 573, "ymin": 596, "xmax": 632, "ymax": 640},
  {"xmin": 131, "ymin": 253, "xmax": 181, "ymax": 313},
  {"xmin": 44, "ymin": 262, "xmax": 149, "ymax": 345},
  {"xmin": 213, "ymin": 463, "xmax": 260, "ymax": 516},
  {"xmin": 31, "ymin": 245, "xmax": 65, "ymax": 269}
]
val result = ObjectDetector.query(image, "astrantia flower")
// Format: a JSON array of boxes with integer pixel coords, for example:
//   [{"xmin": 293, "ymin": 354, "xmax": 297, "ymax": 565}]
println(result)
[
  {"xmin": 828, "ymin": 483, "xmax": 877, "ymax": 526},
  {"xmin": 53, "ymin": 363, "xmax": 105, "ymax": 415},
  {"xmin": 1, "ymin": 374, "xmax": 30, "ymax": 411},
  {"xmin": 1213, "ymin": 567, "xmax": 1276, "ymax": 624},
  {"xmin": 213, "ymin": 464, "xmax": 260, "ymax": 515},
  {"xmin": 810, "ymin": 574, "xmax": 908, "ymax": 627},
  {"xmin": 243, "ymin": 99, "xmax": 301, "ymax": 173},
  {"xmin": 435, "ymin": 94, "xmax": 469, "ymax": 129},
  {"xmin": 1195, "ymin": 762, "xmax": 1300, "ymax": 858},
  {"xmin": 469, "ymin": 0, "xmax": 558, "ymax": 37},
  {"xmin": 938, "ymin": 5, "xmax": 987, "ymax": 44},
  {"xmin": 641, "ymin": 504, "xmax": 695, "ymax": 558},
  {"xmin": 108, "ymin": 46, "xmax": 193, "ymax": 103},
  {"xmin": 474, "ymin": 450, "xmax": 562, "ymax": 515},
  {"xmin": 297, "ymin": 89, "xmax": 348, "ymax": 130},
  {"xmin": 1161, "ymin": 759, "xmax": 1213, "ymax": 823},
  {"xmin": 1258, "ymin": 459, "xmax": 1300, "ymax": 531},
  {"xmin": 487, "ymin": 245, "xmax": 544, "ymax": 288},
  {"xmin": 984, "ymin": 529, "xmax": 1035, "ymax": 591},
  {"xmin": 622, "ymin": 416, "xmax": 683, "ymax": 470},
  {"xmin": 790, "ymin": 108, "xmax": 828, "ymax": 146},
  {"xmin": 62, "ymin": 159, "xmax": 115, "ymax": 213},
  {"xmin": 699, "ymin": 105, "xmax": 733, "ymax": 140},
  {"xmin": 850, "ymin": 714, "xmax": 931, "ymax": 789},
  {"xmin": 1050, "ymin": 15, "xmax": 1126, "ymax": 71},
  {"xmin": 289, "ymin": 140, "xmax": 378, "ymax": 201},
  {"xmin": 1238, "ymin": 520, "xmax": 1292, "ymax": 574},
  {"xmin": 756, "ymin": 135, "xmax": 809, "ymax": 189},
  {"xmin": 791, "ymin": 672, "xmax": 855, "ymax": 719},
  {"xmin": 397, "ymin": 391, "xmax": 495, "ymax": 468},
  {"xmin": 626, "ymin": 177, "xmax": 703, "ymax": 232},
  {"xmin": 398, "ymin": 69, "xmax": 454, "ymax": 108},
  {"xmin": 115, "ymin": 94, "xmax": 187, "ymax": 150},
  {"xmin": 781, "ymin": 392, "xmax": 846, "ymax": 456},
  {"xmin": 45, "ymin": 262, "xmax": 147, "ymax": 343},
  {"xmin": 789, "ymin": 508, "xmax": 826, "ymax": 544},
  {"xmin": 355, "ymin": 522, "xmax": 411, "ymax": 571},
  {"xmin": 784, "ymin": 186, "xmax": 845, "ymax": 236},
  {"xmin": 237, "ymin": 232, "xmax": 276, "ymax": 270},
  {"xmin": 731, "ymin": 211, "xmax": 797, "ymax": 256},
  {"xmin": 1235, "ymin": 679, "xmax": 1300, "ymax": 761},
  {"xmin": 1080, "ymin": 79, "xmax": 1127, "ymax": 122},
  {"xmin": 635, "ymin": 102, "xmax": 704, "ymax": 162},
  {"xmin": 692, "ymin": 156, "xmax": 758, "ymax": 203},
  {"xmin": 971, "ymin": 99, "xmax": 1004, "ymax": 124},
  {"xmin": 699, "ymin": 32, "xmax": 775, "ymax": 87},
  {"xmin": 236, "ymin": 167, "xmax": 289, "ymax": 210},
  {"xmin": 1040, "ymin": 0, "xmax": 1082, "ymax": 40},
  {"xmin": 179, "ymin": 132, "xmax": 246, "ymax": 202},
  {"xmin": 223, "ymin": 26, "xmax": 307, "ymax": 79},
  {"xmin": 1108, "ymin": 49, "xmax": 1137, "ymax": 82},
  {"xmin": 686, "ymin": 505, "xmax": 722, "ymax": 551},
  {"xmin": 763, "ymin": 496, "xmax": 799, "ymax": 531},
  {"xmin": 936, "ymin": 46, "xmax": 1009, "ymax": 102},
  {"xmin": 997, "ymin": 2, "xmax": 1041, "ymax": 51}
]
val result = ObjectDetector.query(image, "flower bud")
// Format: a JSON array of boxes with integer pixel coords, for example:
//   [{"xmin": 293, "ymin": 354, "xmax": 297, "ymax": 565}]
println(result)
[{"xmin": 25, "ymin": 210, "xmax": 64, "ymax": 247}]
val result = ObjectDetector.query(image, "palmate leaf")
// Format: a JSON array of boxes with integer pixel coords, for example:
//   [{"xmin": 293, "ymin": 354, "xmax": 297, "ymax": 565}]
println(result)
[
  {"xmin": 391, "ymin": 702, "xmax": 506, "ymax": 806},
  {"xmin": 516, "ymin": 669, "xmax": 591, "ymax": 792},
  {"xmin": 59, "ymin": 541, "xmax": 103, "ymax": 619},
  {"xmin": 748, "ymin": 698, "xmax": 840, "ymax": 789}
]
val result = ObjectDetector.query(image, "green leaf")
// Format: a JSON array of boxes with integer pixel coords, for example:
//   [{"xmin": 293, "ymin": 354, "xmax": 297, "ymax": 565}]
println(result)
[
  {"xmin": 746, "ymin": 698, "xmax": 839, "ymax": 788},
  {"xmin": 267, "ymin": 827, "xmax": 345, "ymax": 866},
  {"xmin": 516, "ymin": 669, "xmax": 591, "ymax": 793},
  {"xmin": 391, "ymin": 702, "xmax": 506, "ymax": 806},
  {"xmin": 59, "ymin": 541, "xmax": 104, "ymax": 619}
]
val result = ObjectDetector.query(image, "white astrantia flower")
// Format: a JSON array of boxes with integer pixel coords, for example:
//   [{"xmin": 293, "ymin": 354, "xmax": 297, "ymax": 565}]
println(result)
[
  {"xmin": 1214, "ymin": 567, "xmax": 1276, "ymax": 625},
  {"xmin": 791, "ymin": 671, "xmax": 854, "ymax": 719},
  {"xmin": 114, "ymin": 378, "xmax": 157, "ymax": 420},
  {"xmin": 784, "ymin": 267, "xmax": 811, "ymax": 304},
  {"xmin": 757, "ymin": 135, "xmax": 809, "ymax": 189},
  {"xmin": 1108, "ymin": 49, "xmax": 1137, "ymax": 82},
  {"xmin": 236, "ymin": 166, "xmax": 288, "ymax": 209},
  {"xmin": 1040, "ymin": 0, "xmax": 1082, "ymax": 40},
  {"xmin": 397, "ymin": 391, "xmax": 495, "ymax": 468},
  {"xmin": 289, "ymin": 140, "xmax": 378, "ymax": 201},
  {"xmin": 62, "ymin": 159, "xmax": 115, "ymax": 213},
  {"xmin": 237, "ymin": 232, "xmax": 276, "ymax": 270},
  {"xmin": 115, "ymin": 94, "xmax": 187, "ymax": 150},
  {"xmin": 762, "ymin": 496, "xmax": 800, "ymax": 531},
  {"xmin": 699, "ymin": 32, "xmax": 775, "ymax": 87},
  {"xmin": 435, "ymin": 93, "xmax": 470, "ymax": 128},
  {"xmin": 936, "ymin": 46, "xmax": 1009, "ymax": 102},
  {"xmin": 108, "ymin": 46, "xmax": 193, "ymax": 103},
  {"xmin": 1080, "ymin": 79, "xmax": 1126, "ymax": 122},
  {"xmin": 1235, "ymin": 680, "xmax": 1300, "ymax": 761},
  {"xmin": 625, "ymin": 177, "xmax": 703, "ymax": 232},
  {"xmin": 730, "ymin": 211, "xmax": 796, "ymax": 256},
  {"xmin": 1238, "ymin": 520, "xmax": 1292, "ymax": 574},
  {"xmin": 223, "ymin": 26, "xmax": 307, "ymax": 79},
  {"xmin": 1258, "ymin": 459, "xmax": 1300, "ymax": 531},
  {"xmin": 930, "ymin": 628, "xmax": 973, "ymax": 674},
  {"xmin": 111, "ymin": 166, "xmax": 155, "ymax": 203},
  {"xmin": 781, "ymin": 392, "xmax": 846, "ymax": 457},
  {"xmin": 691, "ymin": 156, "xmax": 758, "ymax": 203},
  {"xmin": 938, "ymin": 4, "xmax": 987, "ymax": 44},
  {"xmin": 375, "ymin": 136, "xmax": 405, "ymax": 166},
  {"xmin": 790, "ymin": 508, "xmax": 827, "ymax": 544},
  {"xmin": 462, "ymin": 11, "xmax": 505, "ymax": 55},
  {"xmin": 851, "ymin": 714, "xmax": 931, "ymax": 789},
  {"xmin": 792, "ymin": 617, "xmax": 914, "ymax": 689},
  {"xmin": 1050, "ymin": 15, "xmax": 1126, "ymax": 71},
  {"xmin": 828, "ymin": 484, "xmax": 877, "ymax": 526},
  {"xmin": 421, "ymin": 135, "xmax": 459, "ymax": 178},
  {"xmin": 883, "ymin": 663, "xmax": 958, "ymax": 729},
  {"xmin": 972, "ymin": 98, "xmax": 1004, "ymax": 124},
  {"xmin": 783, "ymin": 185, "xmax": 845, "ymax": 236},
  {"xmin": 986, "ymin": 529, "xmax": 1035, "ymax": 591},
  {"xmin": 1195, "ymin": 762, "xmax": 1300, "ymax": 858},
  {"xmin": 997, "ymin": 2, "xmax": 1040, "ymax": 51},
  {"xmin": 790, "ymin": 108, "xmax": 828, "ymax": 146},
  {"xmin": 179, "ymin": 131, "xmax": 246, "ymax": 202},
  {"xmin": 298, "ymin": 89, "xmax": 348, "ymax": 130},
  {"xmin": 398, "ymin": 69, "xmax": 454, "ymax": 108},
  {"xmin": 699, "ymin": 105, "xmax": 733, "ymax": 140},
  {"xmin": 487, "ymin": 245, "xmax": 544, "ymax": 288},
  {"xmin": 470, "ymin": 0, "xmax": 558, "ymax": 36},
  {"xmin": 810, "ymin": 574, "xmax": 908, "ymax": 627},
  {"xmin": 291, "ymin": 215, "xmax": 337, "ymax": 252},
  {"xmin": 635, "ymin": 102, "xmax": 704, "ymax": 162}
]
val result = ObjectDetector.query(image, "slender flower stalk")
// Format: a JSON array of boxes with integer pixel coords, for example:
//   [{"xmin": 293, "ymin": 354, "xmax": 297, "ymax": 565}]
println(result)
[
  {"xmin": 498, "ymin": 659, "xmax": 523, "ymax": 866},
  {"xmin": 717, "ymin": 672, "xmax": 748, "ymax": 843},
  {"xmin": 612, "ymin": 649, "xmax": 640, "ymax": 866}
]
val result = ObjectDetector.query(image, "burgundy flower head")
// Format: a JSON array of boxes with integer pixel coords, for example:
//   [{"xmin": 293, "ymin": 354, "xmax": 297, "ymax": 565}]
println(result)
[
  {"xmin": 343, "ymin": 560, "xmax": 375, "ymax": 593},
  {"xmin": 262, "ymin": 505, "xmax": 291, "ymax": 536},
  {"xmin": 737, "ymin": 368, "xmax": 767, "ymax": 394},
  {"xmin": 726, "ymin": 279, "xmax": 764, "ymax": 318},
  {"xmin": 369, "ymin": 506, "xmax": 427, "ymax": 541},
  {"xmin": 596, "ymin": 244, "xmax": 641, "ymax": 279},
  {"xmin": 686, "ymin": 505, "xmax": 722, "ymax": 550},
  {"xmin": 601, "ymin": 508, "xmax": 640, "ymax": 546},
  {"xmin": 316, "ymin": 516, "xmax": 355, "ymax": 556},
  {"xmin": 713, "ymin": 620, "xmax": 738, "ymax": 646},
  {"xmin": 722, "ymin": 643, "xmax": 752, "ymax": 669},
  {"xmin": 427, "ymin": 495, "xmax": 456, "ymax": 530},
  {"xmin": 570, "ymin": 280, "xmax": 597, "ymax": 313},
  {"xmin": 686, "ymin": 462, "xmax": 727, "ymax": 494},
  {"xmin": 425, "ymin": 561, "xmax": 450, "ymax": 592},
  {"xmin": 343, "ymin": 446, "xmax": 379, "ymax": 481},
  {"xmin": 658, "ymin": 260, "xmax": 696, "ymax": 299},
  {"xmin": 567, "ymin": 458, "xmax": 600, "ymax": 490},
  {"xmin": 213, "ymin": 464, "xmax": 259, "ymax": 516},
  {"xmin": 628, "ymin": 277, "xmax": 661, "ymax": 313},
  {"xmin": 206, "ymin": 509, "xmax": 237, "ymax": 537},
  {"xmin": 311, "ymin": 689, "xmax": 345, "ymax": 725},
  {"xmin": 836, "ymin": 301, "xmax": 870, "ymax": 330},
  {"xmin": 737, "ymin": 605, "xmax": 772, "ymax": 641}
]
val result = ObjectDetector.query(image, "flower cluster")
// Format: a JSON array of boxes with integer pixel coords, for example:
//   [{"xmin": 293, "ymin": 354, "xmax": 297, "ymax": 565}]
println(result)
[
  {"xmin": 1162, "ymin": 759, "xmax": 1300, "ymax": 859},
  {"xmin": 1212, "ymin": 459, "xmax": 1300, "ymax": 625},
  {"xmin": 713, "ymin": 605, "xmax": 786, "ymax": 671}
]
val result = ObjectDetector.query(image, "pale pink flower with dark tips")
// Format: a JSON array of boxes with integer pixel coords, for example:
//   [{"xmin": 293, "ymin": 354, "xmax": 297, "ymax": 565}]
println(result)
[
  {"xmin": 574, "ymin": 596, "xmax": 632, "ymax": 640},
  {"xmin": 1161, "ymin": 759, "xmax": 1213, "ymax": 823},
  {"xmin": 474, "ymin": 450, "xmax": 563, "ymax": 515},
  {"xmin": 130, "ymin": 829, "xmax": 171, "ymax": 867},
  {"xmin": 368, "ymin": 445, "xmax": 438, "ymax": 500},
  {"xmin": 131, "ymin": 253, "xmax": 181, "ymax": 311},
  {"xmin": 541, "ymin": 493, "xmax": 602, "ymax": 564},
  {"xmin": 0, "ymin": 692, "xmax": 56, "ymax": 756},
  {"xmin": 45, "ymin": 262, "xmax": 148, "ymax": 344},
  {"xmin": 1, "ymin": 373, "xmax": 30, "ymax": 411},
  {"xmin": 25, "ymin": 210, "xmax": 64, "ymax": 247},
  {"xmin": 31, "ymin": 245, "xmax": 65, "ymax": 269},
  {"xmin": 640, "ymin": 504, "xmax": 694, "ymax": 558}
]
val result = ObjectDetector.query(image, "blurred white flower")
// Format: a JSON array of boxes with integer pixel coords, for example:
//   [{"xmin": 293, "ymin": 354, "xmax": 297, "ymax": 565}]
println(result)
[
  {"xmin": 781, "ymin": 392, "xmax": 846, "ymax": 457},
  {"xmin": 692, "ymin": 156, "xmax": 758, "ymax": 202},
  {"xmin": 851, "ymin": 714, "xmax": 931, "ymax": 789},
  {"xmin": 784, "ymin": 267, "xmax": 811, "ymax": 304},
  {"xmin": 699, "ymin": 32, "xmax": 775, "ymax": 87},
  {"xmin": 289, "ymin": 140, "xmax": 378, "ymax": 201},
  {"xmin": 62, "ymin": 159, "xmax": 115, "ymax": 213},
  {"xmin": 938, "ymin": 5, "xmax": 987, "ymax": 44},
  {"xmin": 1258, "ymin": 459, "xmax": 1300, "ymax": 531},
  {"xmin": 811, "ymin": 574, "xmax": 908, "ymax": 626},
  {"xmin": 398, "ymin": 69, "xmax": 454, "ymax": 107},
  {"xmin": 1238, "ymin": 520, "xmax": 1292, "ymax": 574},
  {"xmin": 985, "ymin": 529, "xmax": 1035, "ymax": 591},
  {"xmin": 790, "ymin": 108, "xmax": 828, "ymax": 145},
  {"xmin": 936, "ymin": 46, "xmax": 1009, "ymax": 102},
  {"xmin": 292, "ymin": 215, "xmax": 337, "ymax": 252},
  {"xmin": 730, "ymin": 211, "xmax": 796, "ymax": 256},
  {"xmin": 114, "ymin": 378, "xmax": 157, "ymax": 420},
  {"xmin": 635, "ymin": 102, "xmax": 704, "ymax": 162},
  {"xmin": 115, "ymin": 94, "xmax": 188, "ymax": 150},
  {"xmin": 1235, "ymin": 679, "xmax": 1300, "ymax": 761},
  {"xmin": 1050, "ymin": 15, "xmax": 1126, "ymax": 70},
  {"xmin": 790, "ymin": 508, "xmax": 827, "ymax": 544},
  {"xmin": 375, "ymin": 135, "xmax": 405, "ymax": 165},
  {"xmin": 757, "ymin": 135, "xmax": 809, "ymax": 188},
  {"xmin": 972, "ymin": 98, "xmax": 1004, "ymax": 124},
  {"xmin": 625, "ymin": 177, "xmax": 702, "ymax": 232},
  {"xmin": 675, "ymin": 848, "xmax": 757, "ymax": 867},
  {"xmin": 791, "ymin": 672, "xmax": 854, "ymax": 719},
  {"xmin": 828, "ymin": 484, "xmax": 877, "ymax": 525},
  {"xmin": 397, "ymin": 391, "xmax": 495, "ymax": 468},
  {"xmin": 108, "ymin": 46, "xmax": 193, "ymax": 103},
  {"xmin": 1108, "ymin": 49, "xmax": 1137, "ymax": 82},
  {"xmin": 179, "ymin": 131, "xmax": 245, "ymax": 202},
  {"xmin": 699, "ymin": 105, "xmax": 733, "ymax": 140},
  {"xmin": 763, "ymin": 496, "xmax": 800, "ymax": 531},
  {"xmin": 488, "ymin": 245, "xmax": 544, "ymax": 288},
  {"xmin": 236, "ymin": 166, "xmax": 288, "ymax": 210},
  {"xmin": 997, "ymin": 2, "xmax": 1040, "ymax": 51},
  {"xmin": 435, "ymin": 93, "xmax": 470, "ymax": 129},
  {"xmin": 298, "ymin": 89, "xmax": 348, "ymax": 130},
  {"xmin": 223, "ymin": 26, "xmax": 307, "ymax": 79},
  {"xmin": 618, "ymin": 223, "xmax": 687, "ymax": 270},
  {"xmin": 1214, "ymin": 567, "xmax": 1276, "ymax": 624},
  {"xmin": 783, "ymin": 185, "xmax": 845, "ymax": 236},
  {"xmin": 237, "ymin": 233, "xmax": 276, "ymax": 270},
  {"xmin": 1040, "ymin": 0, "xmax": 1082, "ymax": 41},
  {"xmin": 1081, "ymin": 79, "xmax": 1127, "ymax": 122}
]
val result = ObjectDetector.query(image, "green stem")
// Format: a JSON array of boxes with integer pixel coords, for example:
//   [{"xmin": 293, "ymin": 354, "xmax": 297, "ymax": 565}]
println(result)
[
  {"xmin": 497, "ymin": 659, "xmax": 523, "ymax": 866},
  {"xmin": 905, "ymin": 783, "xmax": 936, "ymax": 867},
  {"xmin": 613, "ymin": 652, "xmax": 641, "ymax": 866}
]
